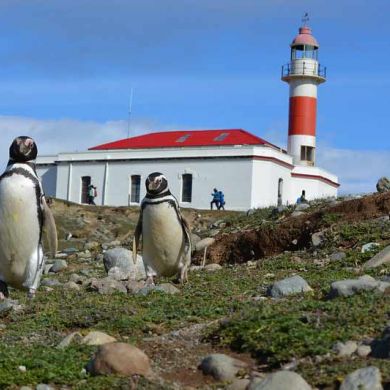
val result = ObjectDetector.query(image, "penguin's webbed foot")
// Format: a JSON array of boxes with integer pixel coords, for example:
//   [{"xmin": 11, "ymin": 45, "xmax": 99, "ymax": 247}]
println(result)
[
  {"xmin": 0, "ymin": 281, "xmax": 9, "ymax": 300},
  {"xmin": 145, "ymin": 276, "xmax": 155, "ymax": 286},
  {"xmin": 27, "ymin": 288, "xmax": 36, "ymax": 300}
]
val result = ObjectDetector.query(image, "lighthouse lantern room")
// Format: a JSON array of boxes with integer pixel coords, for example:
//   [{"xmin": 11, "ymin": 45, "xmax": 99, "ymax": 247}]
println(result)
[{"xmin": 282, "ymin": 16, "xmax": 326, "ymax": 167}]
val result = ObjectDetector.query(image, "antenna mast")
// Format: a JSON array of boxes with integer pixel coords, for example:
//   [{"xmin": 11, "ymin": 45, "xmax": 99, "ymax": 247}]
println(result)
[
  {"xmin": 127, "ymin": 88, "xmax": 134, "ymax": 138},
  {"xmin": 302, "ymin": 12, "xmax": 309, "ymax": 26}
]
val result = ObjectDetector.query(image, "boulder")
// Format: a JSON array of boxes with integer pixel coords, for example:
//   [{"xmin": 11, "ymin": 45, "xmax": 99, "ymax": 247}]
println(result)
[
  {"xmin": 195, "ymin": 238, "xmax": 215, "ymax": 252},
  {"xmin": 86, "ymin": 343, "xmax": 152, "ymax": 377},
  {"xmin": 376, "ymin": 177, "xmax": 390, "ymax": 193},
  {"xmin": 268, "ymin": 275, "xmax": 312, "ymax": 298},
  {"xmin": 89, "ymin": 277, "xmax": 127, "ymax": 295},
  {"xmin": 103, "ymin": 248, "xmax": 145, "ymax": 280},
  {"xmin": 248, "ymin": 370, "xmax": 311, "ymax": 390},
  {"xmin": 363, "ymin": 245, "xmax": 390, "ymax": 269},
  {"xmin": 333, "ymin": 341, "xmax": 358, "ymax": 357},
  {"xmin": 199, "ymin": 353, "xmax": 248, "ymax": 381},
  {"xmin": 328, "ymin": 275, "xmax": 386, "ymax": 298},
  {"xmin": 361, "ymin": 242, "xmax": 380, "ymax": 253},
  {"xmin": 340, "ymin": 366, "xmax": 383, "ymax": 390}
]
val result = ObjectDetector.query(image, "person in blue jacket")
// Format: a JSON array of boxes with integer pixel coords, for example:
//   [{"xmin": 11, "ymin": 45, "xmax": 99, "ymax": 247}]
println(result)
[
  {"xmin": 210, "ymin": 188, "xmax": 220, "ymax": 210},
  {"xmin": 218, "ymin": 191, "xmax": 225, "ymax": 210}
]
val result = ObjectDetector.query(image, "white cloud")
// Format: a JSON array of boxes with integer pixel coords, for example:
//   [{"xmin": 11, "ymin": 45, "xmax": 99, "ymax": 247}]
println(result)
[
  {"xmin": 317, "ymin": 145, "xmax": 390, "ymax": 195},
  {"xmin": 0, "ymin": 115, "xmax": 172, "ymax": 169}
]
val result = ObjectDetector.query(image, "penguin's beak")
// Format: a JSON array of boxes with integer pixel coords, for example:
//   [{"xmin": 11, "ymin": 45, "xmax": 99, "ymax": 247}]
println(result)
[{"xmin": 149, "ymin": 179, "xmax": 160, "ymax": 190}]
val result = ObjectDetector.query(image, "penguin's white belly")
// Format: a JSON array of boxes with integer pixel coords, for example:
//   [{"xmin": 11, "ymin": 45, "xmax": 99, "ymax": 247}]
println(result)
[
  {"xmin": 0, "ymin": 175, "xmax": 40, "ymax": 288},
  {"xmin": 142, "ymin": 202, "xmax": 185, "ymax": 276}
]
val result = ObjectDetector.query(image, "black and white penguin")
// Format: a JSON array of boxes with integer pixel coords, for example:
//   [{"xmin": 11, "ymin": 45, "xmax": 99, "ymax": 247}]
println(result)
[
  {"xmin": 133, "ymin": 172, "xmax": 191, "ymax": 284},
  {"xmin": 0, "ymin": 136, "xmax": 57, "ymax": 299}
]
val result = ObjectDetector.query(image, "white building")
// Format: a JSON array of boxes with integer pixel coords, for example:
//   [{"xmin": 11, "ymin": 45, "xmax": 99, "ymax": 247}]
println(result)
[{"xmin": 36, "ymin": 23, "xmax": 339, "ymax": 211}]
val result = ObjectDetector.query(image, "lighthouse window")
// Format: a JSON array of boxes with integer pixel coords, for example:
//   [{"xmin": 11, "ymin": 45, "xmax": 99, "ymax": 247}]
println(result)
[
  {"xmin": 181, "ymin": 174, "xmax": 192, "ymax": 203},
  {"xmin": 301, "ymin": 146, "xmax": 314, "ymax": 162}
]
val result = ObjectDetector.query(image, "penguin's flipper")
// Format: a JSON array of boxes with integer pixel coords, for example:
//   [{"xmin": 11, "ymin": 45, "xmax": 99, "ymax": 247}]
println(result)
[
  {"xmin": 42, "ymin": 196, "xmax": 58, "ymax": 257},
  {"xmin": 174, "ymin": 205, "xmax": 192, "ymax": 253},
  {"xmin": 133, "ymin": 213, "xmax": 142, "ymax": 264}
]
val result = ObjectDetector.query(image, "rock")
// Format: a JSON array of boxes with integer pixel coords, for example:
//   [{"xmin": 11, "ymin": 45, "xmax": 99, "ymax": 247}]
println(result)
[
  {"xmin": 361, "ymin": 242, "xmax": 380, "ymax": 253},
  {"xmin": 204, "ymin": 264, "xmax": 222, "ymax": 272},
  {"xmin": 69, "ymin": 273, "xmax": 85, "ymax": 284},
  {"xmin": 82, "ymin": 331, "xmax": 117, "ymax": 346},
  {"xmin": 195, "ymin": 237, "xmax": 215, "ymax": 252},
  {"xmin": 0, "ymin": 299, "xmax": 20, "ymax": 316},
  {"xmin": 63, "ymin": 281, "xmax": 81, "ymax": 291},
  {"xmin": 363, "ymin": 245, "xmax": 390, "ymax": 269},
  {"xmin": 50, "ymin": 259, "xmax": 68, "ymax": 273},
  {"xmin": 84, "ymin": 241, "xmax": 100, "ymax": 251},
  {"xmin": 159, "ymin": 283, "xmax": 180, "ymax": 295},
  {"xmin": 86, "ymin": 342, "xmax": 152, "ymax": 377},
  {"xmin": 20, "ymin": 387, "xmax": 33, "ymax": 390},
  {"xmin": 125, "ymin": 280, "xmax": 145, "ymax": 294},
  {"xmin": 107, "ymin": 266, "xmax": 131, "ymax": 281},
  {"xmin": 311, "ymin": 231, "xmax": 325, "ymax": 247},
  {"xmin": 376, "ymin": 177, "xmax": 390, "ymax": 193},
  {"xmin": 340, "ymin": 366, "xmax": 383, "ymax": 390},
  {"xmin": 89, "ymin": 277, "xmax": 127, "ymax": 295},
  {"xmin": 226, "ymin": 378, "xmax": 251, "ymax": 390},
  {"xmin": 268, "ymin": 275, "xmax": 312, "ymax": 298},
  {"xmin": 295, "ymin": 203, "xmax": 310, "ymax": 211},
  {"xmin": 18, "ymin": 365, "xmax": 27, "ymax": 372},
  {"xmin": 41, "ymin": 278, "xmax": 62, "ymax": 287},
  {"xmin": 36, "ymin": 385, "xmax": 55, "ymax": 390},
  {"xmin": 357, "ymin": 344, "xmax": 371, "ymax": 357},
  {"xmin": 198, "ymin": 353, "xmax": 248, "ymax": 381},
  {"xmin": 103, "ymin": 248, "xmax": 146, "ymax": 280},
  {"xmin": 329, "ymin": 251, "xmax": 346, "ymax": 262},
  {"xmin": 43, "ymin": 264, "xmax": 53, "ymax": 274},
  {"xmin": 333, "ymin": 341, "xmax": 358, "ymax": 357},
  {"xmin": 328, "ymin": 275, "xmax": 383, "ymax": 298},
  {"xmin": 248, "ymin": 370, "xmax": 311, "ymax": 390},
  {"xmin": 57, "ymin": 332, "xmax": 83, "ymax": 349},
  {"xmin": 62, "ymin": 247, "xmax": 78, "ymax": 254},
  {"xmin": 191, "ymin": 233, "xmax": 202, "ymax": 248},
  {"xmin": 291, "ymin": 211, "xmax": 305, "ymax": 217}
]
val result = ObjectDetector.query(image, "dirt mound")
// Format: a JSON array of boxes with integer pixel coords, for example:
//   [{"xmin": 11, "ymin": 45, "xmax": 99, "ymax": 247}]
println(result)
[{"xmin": 199, "ymin": 192, "xmax": 390, "ymax": 265}]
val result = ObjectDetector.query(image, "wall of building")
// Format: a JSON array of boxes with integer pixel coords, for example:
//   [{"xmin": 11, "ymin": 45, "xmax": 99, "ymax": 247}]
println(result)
[
  {"xmin": 37, "ymin": 164, "xmax": 57, "ymax": 197},
  {"xmin": 251, "ymin": 160, "xmax": 293, "ymax": 208},
  {"xmin": 46, "ymin": 157, "xmax": 255, "ymax": 210}
]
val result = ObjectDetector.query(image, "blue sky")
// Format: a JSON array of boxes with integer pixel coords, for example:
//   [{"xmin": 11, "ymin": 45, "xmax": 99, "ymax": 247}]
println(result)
[{"xmin": 0, "ymin": 0, "xmax": 389, "ymax": 194}]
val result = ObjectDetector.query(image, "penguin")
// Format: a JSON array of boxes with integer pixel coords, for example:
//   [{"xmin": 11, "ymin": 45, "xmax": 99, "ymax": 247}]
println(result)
[
  {"xmin": 133, "ymin": 172, "xmax": 191, "ymax": 285},
  {"xmin": 0, "ymin": 136, "xmax": 57, "ymax": 299}
]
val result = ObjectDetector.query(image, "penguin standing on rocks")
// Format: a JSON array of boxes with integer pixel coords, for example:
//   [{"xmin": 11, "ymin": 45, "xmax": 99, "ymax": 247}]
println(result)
[
  {"xmin": 133, "ymin": 172, "xmax": 191, "ymax": 285},
  {"xmin": 0, "ymin": 136, "xmax": 57, "ymax": 299}
]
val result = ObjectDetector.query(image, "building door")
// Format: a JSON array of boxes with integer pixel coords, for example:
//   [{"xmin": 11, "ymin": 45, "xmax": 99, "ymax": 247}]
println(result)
[
  {"xmin": 277, "ymin": 178, "xmax": 283, "ymax": 206},
  {"xmin": 130, "ymin": 175, "xmax": 141, "ymax": 203},
  {"xmin": 181, "ymin": 174, "xmax": 192, "ymax": 202},
  {"xmin": 81, "ymin": 176, "xmax": 91, "ymax": 204}
]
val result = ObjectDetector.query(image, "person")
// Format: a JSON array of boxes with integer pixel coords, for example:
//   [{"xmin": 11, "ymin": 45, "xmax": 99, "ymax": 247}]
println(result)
[
  {"xmin": 296, "ymin": 190, "xmax": 307, "ymax": 204},
  {"xmin": 218, "ymin": 190, "xmax": 225, "ymax": 210},
  {"xmin": 210, "ymin": 188, "xmax": 220, "ymax": 210},
  {"xmin": 87, "ymin": 184, "xmax": 97, "ymax": 205}
]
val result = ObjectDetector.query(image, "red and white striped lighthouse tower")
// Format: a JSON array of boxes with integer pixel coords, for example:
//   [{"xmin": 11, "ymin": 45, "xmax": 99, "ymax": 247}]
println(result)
[{"xmin": 282, "ymin": 17, "xmax": 326, "ymax": 166}]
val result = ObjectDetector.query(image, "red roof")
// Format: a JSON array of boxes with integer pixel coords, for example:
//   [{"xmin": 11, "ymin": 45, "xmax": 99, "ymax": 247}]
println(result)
[
  {"xmin": 89, "ymin": 129, "xmax": 279, "ymax": 150},
  {"xmin": 291, "ymin": 26, "xmax": 319, "ymax": 48}
]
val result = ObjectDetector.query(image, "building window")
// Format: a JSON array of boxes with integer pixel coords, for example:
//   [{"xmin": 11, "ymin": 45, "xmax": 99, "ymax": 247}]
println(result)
[
  {"xmin": 214, "ymin": 132, "xmax": 229, "ymax": 142},
  {"xmin": 130, "ymin": 175, "xmax": 141, "ymax": 203},
  {"xmin": 300, "ymin": 146, "xmax": 315, "ymax": 163},
  {"xmin": 176, "ymin": 134, "xmax": 191, "ymax": 143},
  {"xmin": 181, "ymin": 174, "xmax": 192, "ymax": 203},
  {"xmin": 81, "ymin": 176, "xmax": 91, "ymax": 204}
]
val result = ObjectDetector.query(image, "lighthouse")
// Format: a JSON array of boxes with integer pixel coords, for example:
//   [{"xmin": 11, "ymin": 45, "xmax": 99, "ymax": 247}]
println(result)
[{"xmin": 282, "ymin": 17, "xmax": 326, "ymax": 166}]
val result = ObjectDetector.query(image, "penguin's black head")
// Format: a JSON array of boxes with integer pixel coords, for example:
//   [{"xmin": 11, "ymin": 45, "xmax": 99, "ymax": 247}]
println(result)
[
  {"xmin": 145, "ymin": 172, "xmax": 169, "ymax": 195},
  {"xmin": 9, "ymin": 136, "xmax": 38, "ymax": 162}
]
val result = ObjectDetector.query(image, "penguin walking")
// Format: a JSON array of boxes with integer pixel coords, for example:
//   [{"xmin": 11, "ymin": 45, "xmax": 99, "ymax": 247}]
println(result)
[
  {"xmin": 0, "ymin": 136, "xmax": 57, "ymax": 299},
  {"xmin": 133, "ymin": 172, "xmax": 191, "ymax": 285}
]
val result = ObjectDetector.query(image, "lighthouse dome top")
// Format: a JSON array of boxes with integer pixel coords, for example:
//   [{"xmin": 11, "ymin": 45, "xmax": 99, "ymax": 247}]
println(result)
[{"xmin": 291, "ymin": 26, "xmax": 319, "ymax": 48}]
